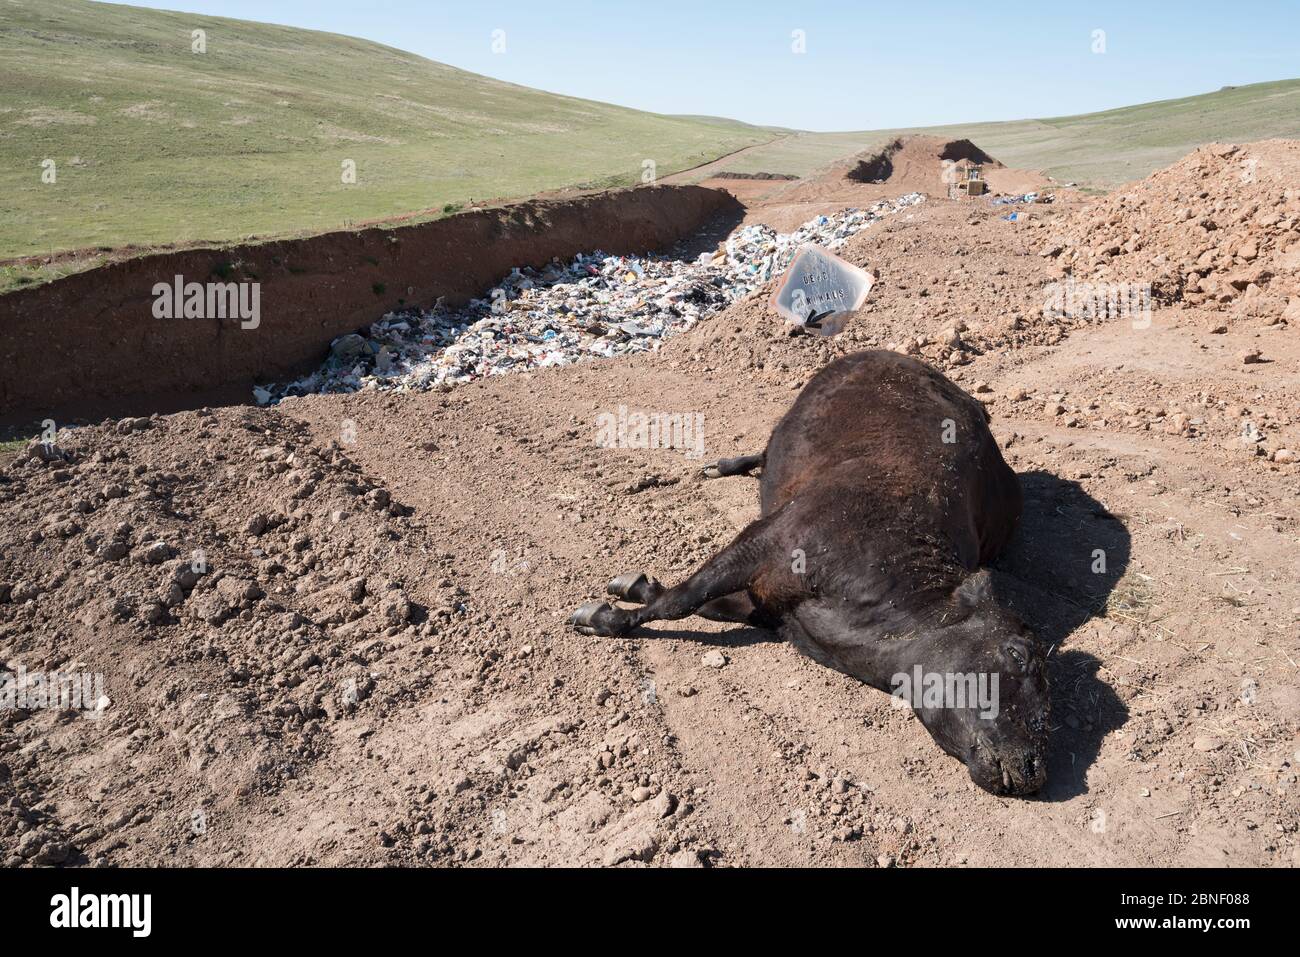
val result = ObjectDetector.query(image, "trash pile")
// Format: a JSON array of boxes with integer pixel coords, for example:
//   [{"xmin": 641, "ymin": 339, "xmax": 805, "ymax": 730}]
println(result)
[
  {"xmin": 990, "ymin": 192, "xmax": 1054, "ymax": 206},
  {"xmin": 260, "ymin": 193, "xmax": 924, "ymax": 401}
]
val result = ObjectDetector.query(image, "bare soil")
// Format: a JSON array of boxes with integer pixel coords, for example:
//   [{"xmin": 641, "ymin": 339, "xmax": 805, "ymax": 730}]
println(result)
[{"xmin": 1, "ymin": 141, "xmax": 1297, "ymax": 868}]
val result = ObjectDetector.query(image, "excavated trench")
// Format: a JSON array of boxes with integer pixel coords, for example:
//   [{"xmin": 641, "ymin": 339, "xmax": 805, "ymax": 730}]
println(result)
[{"xmin": 0, "ymin": 185, "xmax": 742, "ymax": 427}]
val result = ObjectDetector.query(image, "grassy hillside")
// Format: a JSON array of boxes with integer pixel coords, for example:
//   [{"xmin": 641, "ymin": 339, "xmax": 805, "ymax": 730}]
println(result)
[
  {"xmin": 709, "ymin": 79, "xmax": 1300, "ymax": 188},
  {"xmin": 3, "ymin": 0, "xmax": 1297, "ymax": 293},
  {"xmin": 0, "ymin": 0, "xmax": 775, "ymax": 265}
]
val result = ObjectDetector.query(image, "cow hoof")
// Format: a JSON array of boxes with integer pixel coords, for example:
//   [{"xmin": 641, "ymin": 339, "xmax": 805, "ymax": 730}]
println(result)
[
  {"xmin": 569, "ymin": 600, "xmax": 626, "ymax": 637},
  {"xmin": 606, "ymin": 572, "xmax": 660, "ymax": 604}
]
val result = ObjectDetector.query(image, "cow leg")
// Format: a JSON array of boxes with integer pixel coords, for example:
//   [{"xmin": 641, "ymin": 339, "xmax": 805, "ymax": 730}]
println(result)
[
  {"xmin": 702, "ymin": 452, "xmax": 765, "ymax": 479},
  {"xmin": 605, "ymin": 572, "xmax": 759, "ymax": 625},
  {"xmin": 570, "ymin": 510, "xmax": 784, "ymax": 637},
  {"xmin": 695, "ymin": 592, "xmax": 762, "ymax": 624}
]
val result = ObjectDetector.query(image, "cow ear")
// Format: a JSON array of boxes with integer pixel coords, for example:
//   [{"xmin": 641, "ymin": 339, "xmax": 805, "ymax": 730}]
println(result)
[{"xmin": 953, "ymin": 570, "xmax": 994, "ymax": 610}]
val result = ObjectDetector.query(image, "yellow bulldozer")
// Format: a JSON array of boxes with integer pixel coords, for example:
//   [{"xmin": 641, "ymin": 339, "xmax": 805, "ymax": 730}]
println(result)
[{"xmin": 947, "ymin": 161, "xmax": 987, "ymax": 199}]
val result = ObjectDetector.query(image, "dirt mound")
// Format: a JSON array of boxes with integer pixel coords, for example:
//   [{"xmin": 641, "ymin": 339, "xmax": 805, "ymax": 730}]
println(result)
[
  {"xmin": 846, "ymin": 136, "xmax": 999, "ymax": 188},
  {"xmin": 749, "ymin": 136, "xmax": 1052, "ymax": 218},
  {"xmin": 1046, "ymin": 140, "xmax": 1300, "ymax": 323}
]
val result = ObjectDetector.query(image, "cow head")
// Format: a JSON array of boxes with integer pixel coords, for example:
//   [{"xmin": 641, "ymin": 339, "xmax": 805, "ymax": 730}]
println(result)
[{"xmin": 904, "ymin": 571, "xmax": 1050, "ymax": 796}]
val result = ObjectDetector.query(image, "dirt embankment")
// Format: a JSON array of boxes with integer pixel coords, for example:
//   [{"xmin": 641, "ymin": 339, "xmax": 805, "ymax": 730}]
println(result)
[
  {"xmin": 840, "ymin": 135, "xmax": 1053, "ymax": 197},
  {"xmin": 846, "ymin": 136, "xmax": 998, "ymax": 187},
  {"xmin": 707, "ymin": 135, "xmax": 1056, "ymax": 231},
  {"xmin": 0, "ymin": 185, "xmax": 742, "ymax": 426}
]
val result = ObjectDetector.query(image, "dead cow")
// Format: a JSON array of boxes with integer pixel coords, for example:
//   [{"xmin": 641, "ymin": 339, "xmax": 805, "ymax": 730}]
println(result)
[{"xmin": 570, "ymin": 350, "xmax": 1049, "ymax": 795}]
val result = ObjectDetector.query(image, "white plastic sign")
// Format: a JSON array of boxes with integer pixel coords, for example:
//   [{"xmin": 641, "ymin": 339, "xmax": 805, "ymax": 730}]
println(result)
[{"xmin": 769, "ymin": 245, "xmax": 874, "ymax": 336}]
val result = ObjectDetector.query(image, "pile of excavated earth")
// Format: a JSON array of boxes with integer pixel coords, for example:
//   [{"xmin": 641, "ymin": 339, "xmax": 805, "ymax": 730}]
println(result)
[
  {"xmin": 1048, "ymin": 140, "xmax": 1300, "ymax": 324},
  {"xmin": 1, "ymin": 138, "xmax": 1297, "ymax": 868}
]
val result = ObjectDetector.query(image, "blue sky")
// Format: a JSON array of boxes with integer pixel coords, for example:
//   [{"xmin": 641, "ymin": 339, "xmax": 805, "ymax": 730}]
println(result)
[{"xmin": 111, "ymin": 0, "xmax": 1300, "ymax": 130}]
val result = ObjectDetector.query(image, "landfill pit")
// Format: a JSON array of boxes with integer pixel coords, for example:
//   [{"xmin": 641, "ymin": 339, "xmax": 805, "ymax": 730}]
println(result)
[
  {"xmin": 263, "ymin": 193, "xmax": 925, "ymax": 401},
  {"xmin": 0, "ymin": 184, "xmax": 740, "ymax": 425}
]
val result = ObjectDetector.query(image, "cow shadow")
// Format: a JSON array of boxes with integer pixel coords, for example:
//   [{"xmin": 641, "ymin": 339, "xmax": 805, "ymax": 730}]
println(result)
[
  {"xmin": 638, "ymin": 623, "xmax": 779, "ymax": 648},
  {"xmin": 991, "ymin": 469, "xmax": 1132, "ymax": 801},
  {"xmin": 631, "ymin": 468, "xmax": 1131, "ymax": 802}
]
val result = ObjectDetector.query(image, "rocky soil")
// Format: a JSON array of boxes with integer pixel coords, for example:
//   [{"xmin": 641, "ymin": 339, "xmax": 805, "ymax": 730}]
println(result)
[
  {"xmin": 1049, "ymin": 140, "xmax": 1300, "ymax": 325},
  {"xmin": 1, "ymin": 141, "xmax": 1297, "ymax": 867}
]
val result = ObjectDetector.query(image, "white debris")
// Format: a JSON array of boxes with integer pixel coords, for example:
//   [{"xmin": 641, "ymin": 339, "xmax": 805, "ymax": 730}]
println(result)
[{"xmin": 262, "ymin": 194, "xmax": 923, "ymax": 400}]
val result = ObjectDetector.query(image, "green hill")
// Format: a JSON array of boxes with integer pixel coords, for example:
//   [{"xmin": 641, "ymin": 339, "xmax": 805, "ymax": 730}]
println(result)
[
  {"xmin": 0, "ymin": 0, "xmax": 775, "ymax": 265},
  {"xmin": 701, "ymin": 79, "xmax": 1300, "ymax": 189},
  {"xmin": 3, "ymin": 0, "xmax": 1298, "ymax": 294}
]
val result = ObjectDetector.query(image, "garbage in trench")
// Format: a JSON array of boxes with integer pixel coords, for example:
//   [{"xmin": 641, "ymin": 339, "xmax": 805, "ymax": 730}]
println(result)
[
  {"xmin": 989, "ymin": 192, "xmax": 1054, "ymax": 206},
  {"xmin": 259, "ymin": 193, "xmax": 924, "ymax": 401},
  {"xmin": 769, "ymin": 245, "xmax": 874, "ymax": 337}
]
